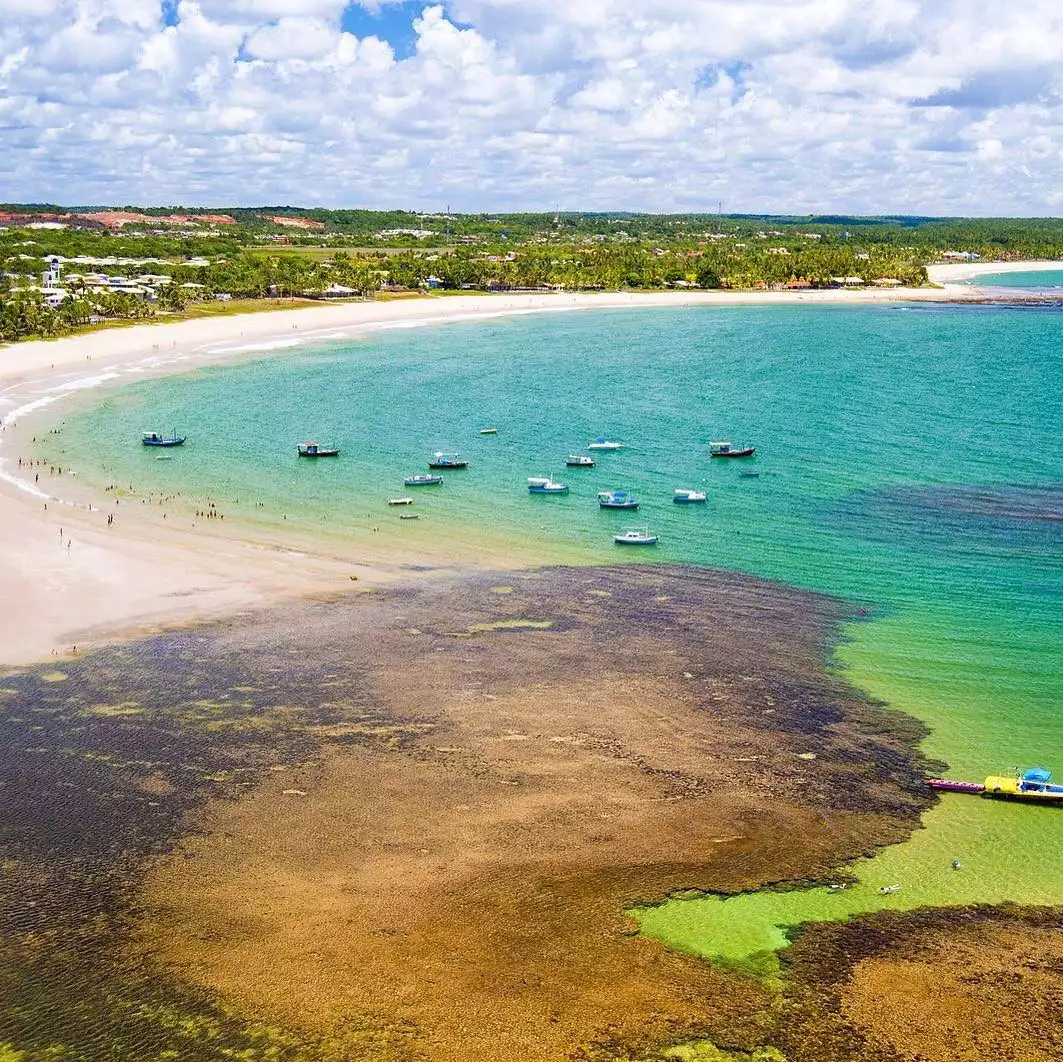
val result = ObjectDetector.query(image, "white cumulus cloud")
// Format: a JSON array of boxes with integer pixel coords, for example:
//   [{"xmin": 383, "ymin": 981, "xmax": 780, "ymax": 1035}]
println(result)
[{"xmin": 0, "ymin": 0, "xmax": 1062, "ymax": 211}]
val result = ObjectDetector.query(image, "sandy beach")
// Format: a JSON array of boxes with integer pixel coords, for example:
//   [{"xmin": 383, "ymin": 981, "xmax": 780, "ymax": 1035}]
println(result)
[{"xmin": 0, "ymin": 272, "xmax": 1055, "ymax": 667}]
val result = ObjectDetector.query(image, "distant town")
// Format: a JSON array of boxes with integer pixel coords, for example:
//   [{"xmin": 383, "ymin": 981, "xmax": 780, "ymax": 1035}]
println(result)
[{"xmin": 2, "ymin": 203, "xmax": 1052, "ymax": 342}]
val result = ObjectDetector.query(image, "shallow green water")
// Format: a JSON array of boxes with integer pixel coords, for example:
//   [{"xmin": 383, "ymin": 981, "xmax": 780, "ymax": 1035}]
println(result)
[{"xmin": 40, "ymin": 303, "xmax": 1063, "ymax": 970}]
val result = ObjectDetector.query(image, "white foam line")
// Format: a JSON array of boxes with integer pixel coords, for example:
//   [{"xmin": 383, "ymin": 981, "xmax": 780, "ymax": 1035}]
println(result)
[{"xmin": 0, "ymin": 458, "xmax": 52, "ymax": 500}]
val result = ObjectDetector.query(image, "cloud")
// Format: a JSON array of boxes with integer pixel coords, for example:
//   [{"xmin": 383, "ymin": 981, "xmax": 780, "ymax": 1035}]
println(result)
[
  {"xmin": 1, "ymin": 0, "xmax": 1063, "ymax": 212},
  {"xmin": 911, "ymin": 67, "xmax": 1058, "ymax": 109}
]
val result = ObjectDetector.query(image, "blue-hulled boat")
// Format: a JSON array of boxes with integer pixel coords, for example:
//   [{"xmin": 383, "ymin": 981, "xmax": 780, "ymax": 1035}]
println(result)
[
  {"xmin": 528, "ymin": 477, "xmax": 569, "ymax": 495},
  {"xmin": 142, "ymin": 430, "xmax": 185, "ymax": 448},
  {"xmin": 598, "ymin": 490, "xmax": 639, "ymax": 510},
  {"xmin": 428, "ymin": 451, "xmax": 469, "ymax": 469},
  {"xmin": 405, "ymin": 474, "xmax": 443, "ymax": 486}
]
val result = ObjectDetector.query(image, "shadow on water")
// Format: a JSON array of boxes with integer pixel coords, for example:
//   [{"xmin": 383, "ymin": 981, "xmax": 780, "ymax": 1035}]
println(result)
[{"xmin": 0, "ymin": 633, "xmax": 422, "ymax": 1060}]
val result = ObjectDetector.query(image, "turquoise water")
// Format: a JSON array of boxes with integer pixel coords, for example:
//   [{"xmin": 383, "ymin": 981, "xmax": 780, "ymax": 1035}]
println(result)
[
  {"xmin": 40, "ymin": 303, "xmax": 1063, "ymax": 970},
  {"xmin": 974, "ymin": 268, "xmax": 1063, "ymax": 293}
]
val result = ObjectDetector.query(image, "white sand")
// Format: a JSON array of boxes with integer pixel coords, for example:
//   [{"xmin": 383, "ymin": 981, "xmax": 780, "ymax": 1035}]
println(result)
[
  {"xmin": 926, "ymin": 259, "xmax": 1063, "ymax": 284},
  {"xmin": 0, "ymin": 280, "xmax": 1055, "ymax": 666}
]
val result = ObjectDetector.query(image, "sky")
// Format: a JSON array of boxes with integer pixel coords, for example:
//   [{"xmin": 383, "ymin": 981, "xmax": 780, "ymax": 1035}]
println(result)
[{"xmin": 1, "ymin": 0, "xmax": 1061, "ymax": 214}]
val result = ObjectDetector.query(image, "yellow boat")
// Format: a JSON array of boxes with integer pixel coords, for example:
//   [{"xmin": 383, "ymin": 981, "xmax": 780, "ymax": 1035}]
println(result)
[{"xmin": 983, "ymin": 768, "xmax": 1063, "ymax": 803}]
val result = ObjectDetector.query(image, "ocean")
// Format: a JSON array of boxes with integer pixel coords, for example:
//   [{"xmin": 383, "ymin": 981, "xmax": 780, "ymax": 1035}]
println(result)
[{"xmin": 36, "ymin": 299, "xmax": 1063, "ymax": 973}]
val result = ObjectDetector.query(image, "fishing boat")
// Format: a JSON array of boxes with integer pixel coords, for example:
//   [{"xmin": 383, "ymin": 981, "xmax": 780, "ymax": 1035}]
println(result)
[
  {"xmin": 588, "ymin": 438, "xmax": 622, "ymax": 450},
  {"xmin": 739, "ymin": 470, "xmax": 760, "ymax": 478},
  {"xmin": 710, "ymin": 441, "xmax": 755, "ymax": 458},
  {"xmin": 673, "ymin": 489, "xmax": 707, "ymax": 504},
  {"xmin": 428, "ymin": 452, "xmax": 468, "ymax": 469},
  {"xmin": 297, "ymin": 441, "xmax": 339, "ymax": 457},
  {"xmin": 387, "ymin": 497, "xmax": 414, "ymax": 506},
  {"xmin": 567, "ymin": 455, "xmax": 595, "ymax": 467},
  {"xmin": 598, "ymin": 490, "xmax": 639, "ymax": 510},
  {"xmin": 984, "ymin": 767, "xmax": 1063, "ymax": 803},
  {"xmin": 141, "ymin": 430, "xmax": 185, "ymax": 448},
  {"xmin": 614, "ymin": 528, "xmax": 658, "ymax": 546},
  {"xmin": 405, "ymin": 474, "xmax": 443, "ymax": 486},
  {"xmin": 528, "ymin": 477, "xmax": 569, "ymax": 495},
  {"xmin": 479, "ymin": 428, "xmax": 498, "ymax": 435},
  {"xmin": 399, "ymin": 513, "xmax": 420, "ymax": 520}
]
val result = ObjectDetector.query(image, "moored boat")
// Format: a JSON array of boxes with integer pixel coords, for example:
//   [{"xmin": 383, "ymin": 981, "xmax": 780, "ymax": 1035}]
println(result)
[
  {"xmin": 614, "ymin": 527, "xmax": 658, "ymax": 546},
  {"xmin": 598, "ymin": 490, "xmax": 639, "ymax": 510},
  {"xmin": 567, "ymin": 455, "xmax": 595, "ymax": 467},
  {"xmin": 710, "ymin": 441, "xmax": 755, "ymax": 458},
  {"xmin": 479, "ymin": 428, "xmax": 498, "ymax": 435},
  {"xmin": 984, "ymin": 767, "xmax": 1063, "ymax": 803},
  {"xmin": 673, "ymin": 488, "xmax": 707, "ymax": 504},
  {"xmin": 428, "ymin": 451, "xmax": 468, "ymax": 469},
  {"xmin": 298, "ymin": 441, "xmax": 339, "ymax": 457},
  {"xmin": 738, "ymin": 470, "xmax": 760, "ymax": 478},
  {"xmin": 588, "ymin": 438, "xmax": 622, "ymax": 450},
  {"xmin": 528, "ymin": 477, "xmax": 569, "ymax": 495},
  {"xmin": 387, "ymin": 497, "xmax": 415, "ymax": 506},
  {"xmin": 142, "ymin": 430, "xmax": 185, "ymax": 447},
  {"xmin": 405, "ymin": 474, "xmax": 443, "ymax": 486}
]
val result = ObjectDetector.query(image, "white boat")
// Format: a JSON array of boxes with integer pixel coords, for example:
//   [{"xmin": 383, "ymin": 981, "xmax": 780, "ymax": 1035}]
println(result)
[
  {"xmin": 588, "ymin": 438, "xmax": 622, "ymax": 450},
  {"xmin": 614, "ymin": 527, "xmax": 658, "ymax": 546},
  {"xmin": 673, "ymin": 489, "xmax": 707, "ymax": 504},
  {"xmin": 528, "ymin": 477, "xmax": 569, "ymax": 495},
  {"xmin": 566, "ymin": 454, "xmax": 595, "ymax": 467},
  {"xmin": 388, "ymin": 497, "xmax": 414, "ymax": 506},
  {"xmin": 479, "ymin": 427, "xmax": 498, "ymax": 435}
]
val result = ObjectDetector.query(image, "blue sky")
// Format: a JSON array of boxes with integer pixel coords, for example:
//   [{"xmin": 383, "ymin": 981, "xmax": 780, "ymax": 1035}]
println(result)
[
  {"xmin": 340, "ymin": 1, "xmax": 429, "ymax": 59},
  {"xmin": 1, "ymin": 0, "xmax": 1061, "ymax": 213}
]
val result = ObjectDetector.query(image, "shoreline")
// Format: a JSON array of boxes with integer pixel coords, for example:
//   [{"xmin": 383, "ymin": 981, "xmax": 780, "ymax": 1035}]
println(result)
[{"xmin": 0, "ymin": 276, "xmax": 1057, "ymax": 666}]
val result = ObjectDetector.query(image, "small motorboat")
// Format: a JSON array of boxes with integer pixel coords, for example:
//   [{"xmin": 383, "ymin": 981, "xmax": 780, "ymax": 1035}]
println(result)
[
  {"xmin": 428, "ymin": 451, "xmax": 468, "ymax": 469},
  {"xmin": 387, "ymin": 497, "xmax": 414, "ymax": 506},
  {"xmin": 142, "ymin": 430, "xmax": 185, "ymax": 448},
  {"xmin": 879, "ymin": 884, "xmax": 902, "ymax": 895},
  {"xmin": 710, "ymin": 441, "xmax": 755, "ymax": 458},
  {"xmin": 567, "ymin": 455, "xmax": 595, "ymax": 467},
  {"xmin": 598, "ymin": 490, "xmax": 639, "ymax": 510},
  {"xmin": 614, "ymin": 528, "xmax": 658, "ymax": 546},
  {"xmin": 479, "ymin": 428, "xmax": 498, "ymax": 435},
  {"xmin": 405, "ymin": 474, "xmax": 443, "ymax": 486},
  {"xmin": 983, "ymin": 767, "xmax": 1063, "ymax": 803},
  {"xmin": 588, "ymin": 438, "xmax": 622, "ymax": 451},
  {"xmin": 673, "ymin": 489, "xmax": 707, "ymax": 504},
  {"xmin": 298, "ymin": 441, "xmax": 339, "ymax": 457},
  {"xmin": 528, "ymin": 477, "xmax": 569, "ymax": 495},
  {"xmin": 399, "ymin": 513, "xmax": 420, "ymax": 520}
]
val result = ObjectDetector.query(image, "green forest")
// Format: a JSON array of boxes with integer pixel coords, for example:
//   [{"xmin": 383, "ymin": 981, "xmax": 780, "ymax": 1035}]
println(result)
[{"xmin": 3, "ymin": 207, "xmax": 1061, "ymax": 342}]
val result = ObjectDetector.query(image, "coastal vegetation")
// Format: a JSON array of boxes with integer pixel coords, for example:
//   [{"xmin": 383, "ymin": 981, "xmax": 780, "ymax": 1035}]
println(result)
[{"xmin": 2, "ymin": 207, "xmax": 1061, "ymax": 341}]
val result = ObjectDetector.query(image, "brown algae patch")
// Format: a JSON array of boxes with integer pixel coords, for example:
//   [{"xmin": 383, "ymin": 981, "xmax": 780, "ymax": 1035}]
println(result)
[{"xmin": 0, "ymin": 565, "xmax": 936, "ymax": 1062}]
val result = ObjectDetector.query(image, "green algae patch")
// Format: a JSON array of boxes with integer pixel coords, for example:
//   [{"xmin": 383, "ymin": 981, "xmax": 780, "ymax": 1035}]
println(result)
[
  {"xmin": 661, "ymin": 1044, "xmax": 785, "ymax": 1062},
  {"xmin": 84, "ymin": 702, "xmax": 143, "ymax": 718},
  {"xmin": 464, "ymin": 619, "xmax": 555, "ymax": 634}
]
